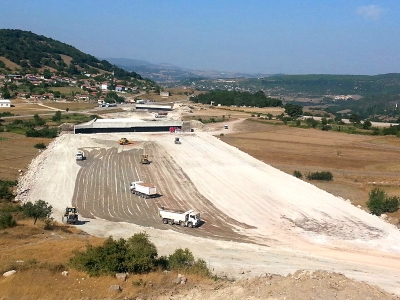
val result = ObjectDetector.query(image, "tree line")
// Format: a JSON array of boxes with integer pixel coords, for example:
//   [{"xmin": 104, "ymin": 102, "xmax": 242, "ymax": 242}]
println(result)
[{"xmin": 191, "ymin": 90, "xmax": 282, "ymax": 107}]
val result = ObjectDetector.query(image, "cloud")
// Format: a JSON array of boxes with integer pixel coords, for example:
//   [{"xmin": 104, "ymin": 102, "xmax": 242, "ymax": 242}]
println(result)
[{"xmin": 356, "ymin": 5, "xmax": 386, "ymax": 20}]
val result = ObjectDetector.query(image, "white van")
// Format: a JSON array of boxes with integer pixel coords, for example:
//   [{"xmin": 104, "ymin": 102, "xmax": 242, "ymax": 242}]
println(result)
[{"xmin": 224, "ymin": 125, "xmax": 229, "ymax": 129}]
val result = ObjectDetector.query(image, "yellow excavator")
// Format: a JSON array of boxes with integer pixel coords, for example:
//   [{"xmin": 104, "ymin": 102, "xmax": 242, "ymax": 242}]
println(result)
[{"xmin": 118, "ymin": 137, "xmax": 133, "ymax": 145}]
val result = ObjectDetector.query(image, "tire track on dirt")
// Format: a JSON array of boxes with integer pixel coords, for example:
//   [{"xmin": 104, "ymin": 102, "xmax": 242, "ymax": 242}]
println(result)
[{"xmin": 73, "ymin": 141, "xmax": 253, "ymax": 243}]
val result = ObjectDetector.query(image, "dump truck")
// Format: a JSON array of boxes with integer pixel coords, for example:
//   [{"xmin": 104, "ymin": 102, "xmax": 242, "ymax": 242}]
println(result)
[
  {"xmin": 130, "ymin": 181, "xmax": 157, "ymax": 198},
  {"xmin": 175, "ymin": 137, "xmax": 181, "ymax": 144},
  {"xmin": 158, "ymin": 207, "xmax": 201, "ymax": 228},
  {"xmin": 118, "ymin": 138, "xmax": 133, "ymax": 145},
  {"xmin": 140, "ymin": 154, "xmax": 150, "ymax": 164},
  {"xmin": 76, "ymin": 151, "xmax": 85, "ymax": 161},
  {"xmin": 62, "ymin": 207, "xmax": 78, "ymax": 224}
]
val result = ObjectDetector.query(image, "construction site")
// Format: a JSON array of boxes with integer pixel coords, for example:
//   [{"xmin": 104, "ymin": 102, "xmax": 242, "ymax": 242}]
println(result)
[{"xmin": 14, "ymin": 102, "xmax": 400, "ymax": 297}]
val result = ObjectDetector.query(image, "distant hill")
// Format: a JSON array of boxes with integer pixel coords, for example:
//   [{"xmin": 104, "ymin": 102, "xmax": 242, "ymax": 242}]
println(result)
[
  {"xmin": 0, "ymin": 29, "xmax": 142, "ymax": 80},
  {"xmin": 184, "ymin": 74, "xmax": 400, "ymax": 97},
  {"xmin": 105, "ymin": 57, "xmax": 272, "ymax": 84}
]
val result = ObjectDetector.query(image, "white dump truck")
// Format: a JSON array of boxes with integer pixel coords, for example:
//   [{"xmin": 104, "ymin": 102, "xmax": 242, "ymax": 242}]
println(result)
[
  {"xmin": 158, "ymin": 207, "xmax": 201, "ymax": 228},
  {"xmin": 130, "ymin": 181, "xmax": 157, "ymax": 198}
]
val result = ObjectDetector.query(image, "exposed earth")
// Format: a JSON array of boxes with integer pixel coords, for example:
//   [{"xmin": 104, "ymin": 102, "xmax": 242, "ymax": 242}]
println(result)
[{"xmin": 13, "ymin": 103, "xmax": 400, "ymax": 299}]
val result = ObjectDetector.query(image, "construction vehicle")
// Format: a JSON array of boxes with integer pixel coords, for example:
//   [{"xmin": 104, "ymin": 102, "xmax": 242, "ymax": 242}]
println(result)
[
  {"xmin": 140, "ymin": 154, "xmax": 150, "ymax": 164},
  {"xmin": 130, "ymin": 181, "xmax": 157, "ymax": 198},
  {"xmin": 62, "ymin": 207, "xmax": 78, "ymax": 224},
  {"xmin": 76, "ymin": 150, "xmax": 85, "ymax": 161},
  {"xmin": 155, "ymin": 112, "xmax": 168, "ymax": 118},
  {"xmin": 75, "ymin": 151, "xmax": 85, "ymax": 161},
  {"xmin": 175, "ymin": 137, "xmax": 181, "ymax": 144},
  {"xmin": 158, "ymin": 207, "xmax": 201, "ymax": 228},
  {"xmin": 118, "ymin": 137, "xmax": 133, "ymax": 145}
]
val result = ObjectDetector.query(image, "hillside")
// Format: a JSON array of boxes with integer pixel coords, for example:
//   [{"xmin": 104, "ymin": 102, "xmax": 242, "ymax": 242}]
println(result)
[
  {"xmin": 183, "ymin": 74, "xmax": 400, "ymax": 96},
  {"xmin": 0, "ymin": 29, "xmax": 141, "ymax": 80}
]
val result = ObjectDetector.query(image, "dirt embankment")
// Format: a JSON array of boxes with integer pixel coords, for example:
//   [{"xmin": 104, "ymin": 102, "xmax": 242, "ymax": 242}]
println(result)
[{"xmin": 13, "ymin": 107, "xmax": 400, "ymax": 297}]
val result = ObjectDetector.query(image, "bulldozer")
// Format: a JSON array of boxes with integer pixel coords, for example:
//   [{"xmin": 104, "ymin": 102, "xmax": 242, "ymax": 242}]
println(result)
[
  {"xmin": 140, "ymin": 154, "xmax": 150, "ymax": 164},
  {"xmin": 118, "ymin": 137, "xmax": 133, "ymax": 145},
  {"xmin": 62, "ymin": 207, "xmax": 78, "ymax": 224}
]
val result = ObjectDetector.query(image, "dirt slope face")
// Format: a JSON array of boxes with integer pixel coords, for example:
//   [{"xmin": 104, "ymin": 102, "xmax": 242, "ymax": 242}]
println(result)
[{"xmin": 155, "ymin": 132, "xmax": 400, "ymax": 250}]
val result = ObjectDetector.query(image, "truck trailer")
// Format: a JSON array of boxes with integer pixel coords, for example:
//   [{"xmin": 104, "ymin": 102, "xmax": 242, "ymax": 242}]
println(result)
[
  {"xmin": 130, "ymin": 181, "xmax": 157, "ymax": 198},
  {"xmin": 158, "ymin": 207, "xmax": 201, "ymax": 228}
]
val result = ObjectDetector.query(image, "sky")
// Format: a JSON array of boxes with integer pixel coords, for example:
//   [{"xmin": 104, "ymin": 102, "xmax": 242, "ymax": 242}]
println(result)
[{"xmin": 1, "ymin": 0, "xmax": 400, "ymax": 75}]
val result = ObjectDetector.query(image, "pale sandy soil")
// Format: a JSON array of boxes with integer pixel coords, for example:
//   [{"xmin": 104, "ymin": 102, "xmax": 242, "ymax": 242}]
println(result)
[{"xmin": 16, "ymin": 109, "xmax": 400, "ymax": 296}]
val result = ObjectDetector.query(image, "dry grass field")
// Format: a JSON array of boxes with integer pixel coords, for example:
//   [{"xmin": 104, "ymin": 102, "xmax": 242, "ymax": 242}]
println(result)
[
  {"xmin": 0, "ymin": 219, "xmax": 210, "ymax": 300},
  {"xmin": 0, "ymin": 99, "xmax": 55, "ymax": 116},
  {"xmin": 0, "ymin": 132, "xmax": 51, "ymax": 179},
  {"xmin": 42, "ymin": 101, "xmax": 98, "ymax": 111}
]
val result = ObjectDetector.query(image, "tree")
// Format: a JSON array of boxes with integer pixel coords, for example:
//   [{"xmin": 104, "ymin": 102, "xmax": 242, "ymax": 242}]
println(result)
[
  {"xmin": 43, "ymin": 69, "xmax": 52, "ymax": 79},
  {"xmin": 284, "ymin": 103, "xmax": 303, "ymax": 117},
  {"xmin": 363, "ymin": 120, "xmax": 372, "ymax": 130},
  {"xmin": 33, "ymin": 114, "xmax": 46, "ymax": 126},
  {"xmin": 306, "ymin": 117, "xmax": 319, "ymax": 128},
  {"xmin": 349, "ymin": 113, "xmax": 361, "ymax": 124},
  {"xmin": 52, "ymin": 110, "xmax": 62, "ymax": 122},
  {"xmin": 21, "ymin": 200, "xmax": 53, "ymax": 224}
]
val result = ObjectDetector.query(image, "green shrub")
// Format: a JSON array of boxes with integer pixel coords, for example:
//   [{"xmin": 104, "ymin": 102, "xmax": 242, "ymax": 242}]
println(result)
[
  {"xmin": 0, "ymin": 180, "xmax": 17, "ymax": 202},
  {"xmin": 0, "ymin": 212, "xmax": 17, "ymax": 229},
  {"xmin": 293, "ymin": 170, "xmax": 302, "ymax": 178},
  {"xmin": 306, "ymin": 171, "xmax": 333, "ymax": 181},
  {"xmin": 34, "ymin": 143, "xmax": 46, "ymax": 149},
  {"xmin": 70, "ymin": 232, "xmax": 158, "ymax": 276},
  {"xmin": 168, "ymin": 248, "xmax": 210, "ymax": 276},
  {"xmin": 367, "ymin": 188, "xmax": 399, "ymax": 215},
  {"xmin": 367, "ymin": 188, "xmax": 386, "ymax": 216},
  {"xmin": 26, "ymin": 128, "xmax": 58, "ymax": 138},
  {"xmin": 168, "ymin": 248, "xmax": 194, "ymax": 270},
  {"xmin": 384, "ymin": 196, "xmax": 400, "ymax": 213},
  {"xmin": 0, "ymin": 112, "xmax": 14, "ymax": 117},
  {"xmin": 69, "ymin": 234, "xmax": 211, "ymax": 278}
]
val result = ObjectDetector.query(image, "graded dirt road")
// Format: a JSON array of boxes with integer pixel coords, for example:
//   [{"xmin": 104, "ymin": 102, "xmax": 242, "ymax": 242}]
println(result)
[
  {"xmin": 16, "ymin": 123, "xmax": 400, "ymax": 296},
  {"xmin": 73, "ymin": 140, "xmax": 253, "ymax": 242}
]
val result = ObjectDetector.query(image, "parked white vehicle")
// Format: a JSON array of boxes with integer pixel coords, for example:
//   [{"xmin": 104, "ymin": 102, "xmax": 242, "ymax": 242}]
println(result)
[{"xmin": 158, "ymin": 207, "xmax": 201, "ymax": 228}]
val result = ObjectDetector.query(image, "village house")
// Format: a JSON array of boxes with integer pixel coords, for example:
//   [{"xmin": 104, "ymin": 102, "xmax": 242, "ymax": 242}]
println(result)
[
  {"xmin": 115, "ymin": 85, "xmax": 126, "ymax": 92},
  {"xmin": 0, "ymin": 99, "xmax": 11, "ymax": 107}
]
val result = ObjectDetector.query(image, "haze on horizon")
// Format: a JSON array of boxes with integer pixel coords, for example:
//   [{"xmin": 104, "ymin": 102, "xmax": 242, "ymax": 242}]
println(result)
[{"xmin": 1, "ymin": 0, "xmax": 399, "ymax": 76}]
